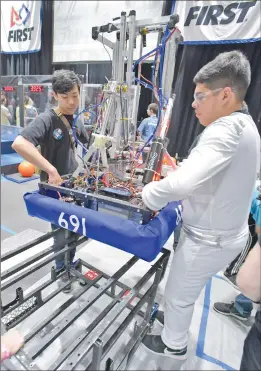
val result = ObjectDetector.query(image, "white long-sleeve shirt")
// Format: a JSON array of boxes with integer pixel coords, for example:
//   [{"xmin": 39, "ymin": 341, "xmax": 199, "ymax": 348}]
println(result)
[{"xmin": 142, "ymin": 112, "xmax": 260, "ymax": 236}]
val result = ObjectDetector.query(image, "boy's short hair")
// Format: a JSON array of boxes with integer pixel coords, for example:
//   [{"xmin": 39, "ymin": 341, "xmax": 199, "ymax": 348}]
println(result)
[
  {"xmin": 148, "ymin": 103, "xmax": 158, "ymax": 115},
  {"xmin": 52, "ymin": 70, "xmax": 81, "ymax": 94},
  {"xmin": 193, "ymin": 50, "xmax": 251, "ymax": 101}
]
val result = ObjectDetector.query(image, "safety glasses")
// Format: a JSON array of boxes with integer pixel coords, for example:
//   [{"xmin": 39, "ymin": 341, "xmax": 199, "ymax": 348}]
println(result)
[{"xmin": 193, "ymin": 88, "xmax": 223, "ymax": 103}]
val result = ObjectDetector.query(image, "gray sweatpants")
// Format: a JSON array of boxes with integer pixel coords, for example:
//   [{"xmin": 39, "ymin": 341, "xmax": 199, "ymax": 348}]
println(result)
[{"xmin": 162, "ymin": 227, "xmax": 248, "ymax": 349}]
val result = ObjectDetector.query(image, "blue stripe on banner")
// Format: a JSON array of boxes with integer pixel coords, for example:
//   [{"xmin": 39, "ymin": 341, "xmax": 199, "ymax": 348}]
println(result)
[
  {"xmin": 0, "ymin": 48, "xmax": 41, "ymax": 55},
  {"xmin": 196, "ymin": 278, "xmax": 236, "ymax": 370},
  {"xmin": 1, "ymin": 224, "xmax": 16, "ymax": 235},
  {"xmin": 181, "ymin": 38, "xmax": 261, "ymax": 45}
]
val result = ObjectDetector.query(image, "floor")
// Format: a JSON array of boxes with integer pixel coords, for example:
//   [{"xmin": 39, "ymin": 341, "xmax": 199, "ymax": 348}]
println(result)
[
  {"xmin": 0, "ymin": 177, "xmax": 255, "ymax": 370},
  {"xmin": 1, "ymin": 177, "xmax": 51, "ymax": 306}
]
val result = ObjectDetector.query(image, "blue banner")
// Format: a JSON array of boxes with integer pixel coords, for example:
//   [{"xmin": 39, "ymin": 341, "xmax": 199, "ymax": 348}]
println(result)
[{"xmin": 24, "ymin": 191, "xmax": 182, "ymax": 262}]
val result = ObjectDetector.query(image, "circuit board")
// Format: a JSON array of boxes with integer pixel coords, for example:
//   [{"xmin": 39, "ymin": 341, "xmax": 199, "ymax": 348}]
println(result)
[{"xmin": 38, "ymin": 166, "xmax": 153, "ymax": 224}]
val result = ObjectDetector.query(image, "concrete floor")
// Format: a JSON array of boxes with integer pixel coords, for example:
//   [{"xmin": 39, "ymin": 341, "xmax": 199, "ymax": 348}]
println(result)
[
  {"xmin": 1, "ymin": 177, "xmax": 51, "ymax": 306},
  {"xmin": 0, "ymin": 177, "xmax": 254, "ymax": 370},
  {"xmin": 1, "ymin": 177, "xmax": 49, "ymax": 240}
]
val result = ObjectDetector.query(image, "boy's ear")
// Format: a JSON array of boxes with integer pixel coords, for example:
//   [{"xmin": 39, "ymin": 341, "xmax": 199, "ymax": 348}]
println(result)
[{"xmin": 53, "ymin": 91, "xmax": 58, "ymax": 101}]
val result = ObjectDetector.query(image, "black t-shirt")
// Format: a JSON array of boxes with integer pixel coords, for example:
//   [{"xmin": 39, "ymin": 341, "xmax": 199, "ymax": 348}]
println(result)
[{"xmin": 20, "ymin": 109, "xmax": 89, "ymax": 181}]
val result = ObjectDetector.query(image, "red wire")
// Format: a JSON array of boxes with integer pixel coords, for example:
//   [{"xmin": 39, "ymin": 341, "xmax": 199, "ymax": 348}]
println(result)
[
  {"xmin": 139, "ymin": 27, "xmax": 178, "ymax": 96},
  {"xmin": 165, "ymin": 27, "xmax": 177, "ymax": 43},
  {"xmin": 139, "ymin": 52, "xmax": 156, "ymax": 87},
  {"xmin": 139, "ymin": 52, "xmax": 160, "ymax": 100}
]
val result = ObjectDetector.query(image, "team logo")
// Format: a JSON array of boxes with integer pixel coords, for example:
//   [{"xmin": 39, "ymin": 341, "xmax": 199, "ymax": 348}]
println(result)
[
  {"xmin": 53, "ymin": 128, "xmax": 63, "ymax": 140},
  {"xmin": 10, "ymin": 4, "xmax": 30, "ymax": 28},
  {"xmin": 8, "ymin": 3, "xmax": 34, "ymax": 43},
  {"xmin": 184, "ymin": 2, "xmax": 256, "ymax": 27}
]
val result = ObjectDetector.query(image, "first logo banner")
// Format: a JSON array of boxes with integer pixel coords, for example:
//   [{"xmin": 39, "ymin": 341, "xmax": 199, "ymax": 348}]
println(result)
[
  {"xmin": 1, "ymin": 1, "xmax": 42, "ymax": 54},
  {"xmin": 173, "ymin": 0, "xmax": 261, "ymax": 44}
]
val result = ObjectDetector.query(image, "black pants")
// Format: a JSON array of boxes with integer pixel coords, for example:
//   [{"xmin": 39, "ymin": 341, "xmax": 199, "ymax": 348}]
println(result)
[
  {"xmin": 51, "ymin": 224, "xmax": 76, "ymax": 270},
  {"xmin": 240, "ymin": 320, "xmax": 261, "ymax": 370},
  {"xmin": 226, "ymin": 233, "xmax": 257, "ymax": 276},
  {"xmin": 226, "ymin": 214, "xmax": 257, "ymax": 276}
]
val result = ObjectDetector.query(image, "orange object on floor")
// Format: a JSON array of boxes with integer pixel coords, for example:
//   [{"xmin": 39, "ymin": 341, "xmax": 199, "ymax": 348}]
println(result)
[{"xmin": 18, "ymin": 161, "xmax": 35, "ymax": 177}]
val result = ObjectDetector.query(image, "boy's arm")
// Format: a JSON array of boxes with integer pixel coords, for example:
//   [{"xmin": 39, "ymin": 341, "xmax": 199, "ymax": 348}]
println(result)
[
  {"xmin": 137, "ymin": 119, "xmax": 146, "ymax": 138},
  {"xmin": 12, "ymin": 116, "xmax": 62, "ymax": 185}
]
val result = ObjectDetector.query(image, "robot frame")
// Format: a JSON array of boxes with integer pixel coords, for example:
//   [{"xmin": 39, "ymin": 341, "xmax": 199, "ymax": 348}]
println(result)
[
  {"xmin": 38, "ymin": 10, "xmax": 182, "ymax": 224},
  {"xmin": 1, "ymin": 11, "xmax": 182, "ymax": 371}
]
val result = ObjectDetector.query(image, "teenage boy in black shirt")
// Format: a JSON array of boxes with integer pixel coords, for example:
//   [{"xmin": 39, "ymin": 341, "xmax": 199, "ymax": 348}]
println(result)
[{"xmin": 12, "ymin": 70, "xmax": 89, "ymax": 292}]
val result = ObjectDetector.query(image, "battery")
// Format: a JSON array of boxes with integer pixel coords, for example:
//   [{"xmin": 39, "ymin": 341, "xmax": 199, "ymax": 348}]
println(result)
[
  {"xmin": 142, "ymin": 138, "xmax": 164, "ymax": 184},
  {"xmin": 99, "ymin": 186, "xmax": 132, "ymax": 200}
]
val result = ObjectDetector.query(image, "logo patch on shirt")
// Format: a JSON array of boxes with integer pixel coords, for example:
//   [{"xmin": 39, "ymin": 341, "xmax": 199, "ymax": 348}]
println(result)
[{"xmin": 53, "ymin": 128, "xmax": 63, "ymax": 140}]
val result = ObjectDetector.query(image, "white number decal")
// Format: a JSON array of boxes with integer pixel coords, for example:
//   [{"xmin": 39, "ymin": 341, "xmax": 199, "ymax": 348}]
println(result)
[
  {"xmin": 82, "ymin": 218, "xmax": 86, "ymax": 236},
  {"xmin": 175, "ymin": 204, "xmax": 182, "ymax": 225},
  {"xmin": 58, "ymin": 213, "xmax": 87, "ymax": 236},
  {"xmin": 58, "ymin": 212, "xmax": 68, "ymax": 229},
  {"xmin": 69, "ymin": 215, "xmax": 80, "ymax": 232}
]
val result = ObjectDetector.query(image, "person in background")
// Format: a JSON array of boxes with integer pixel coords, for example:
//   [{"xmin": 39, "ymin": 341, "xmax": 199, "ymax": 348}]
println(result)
[
  {"xmin": 12, "ymin": 70, "xmax": 89, "ymax": 293},
  {"xmin": 214, "ymin": 188, "xmax": 260, "ymax": 320},
  {"xmin": 140, "ymin": 51, "xmax": 260, "ymax": 362},
  {"xmin": 1, "ymin": 95, "xmax": 12, "ymax": 125},
  {"xmin": 222, "ymin": 202, "xmax": 257, "ymax": 288},
  {"xmin": 7, "ymin": 97, "xmax": 16, "ymax": 125},
  {"xmin": 16, "ymin": 95, "xmax": 38, "ymax": 127},
  {"xmin": 137, "ymin": 103, "xmax": 158, "ymax": 162},
  {"xmin": 1, "ymin": 329, "xmax": 24, "ymax": 362}
]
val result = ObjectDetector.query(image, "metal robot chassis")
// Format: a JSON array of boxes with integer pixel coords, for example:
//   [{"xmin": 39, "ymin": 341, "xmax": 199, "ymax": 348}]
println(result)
[{"xmin": 1, "ymin": 229, "xmax": 170, "ymax": 370}]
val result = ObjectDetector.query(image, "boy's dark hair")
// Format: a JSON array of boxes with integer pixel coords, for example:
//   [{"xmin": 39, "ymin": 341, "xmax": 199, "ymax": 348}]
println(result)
[
  {"xmin": 193, "ymin": 51, "xmax": 251, "ymax": 101},
  {"xmin": 148, "ymin": 103, "xmax": 158, "ymax": 115},
  {"xmin": 52, "ymin": 70, "xmax": 81, "ymax": 94}
]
